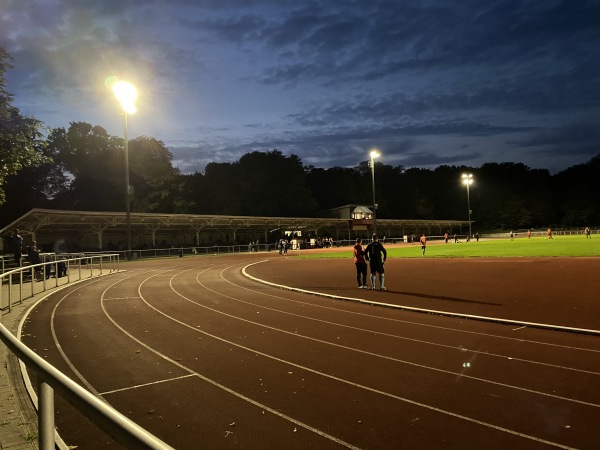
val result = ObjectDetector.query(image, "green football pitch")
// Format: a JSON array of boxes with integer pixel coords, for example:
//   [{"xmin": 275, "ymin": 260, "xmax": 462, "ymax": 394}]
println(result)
[{"xmin": 300, "ymin": 235, "xmax": 600, "ymax": 259}]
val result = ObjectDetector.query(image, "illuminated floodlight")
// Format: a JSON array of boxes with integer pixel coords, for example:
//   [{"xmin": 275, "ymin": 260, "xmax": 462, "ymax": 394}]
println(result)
[
  {"xmin": 112, "ymin": 81, "xmax": 138, "ymax": 115},
  {"xmin": 461, "ymin": 173, "xmax": 474, "ymax": 240}
]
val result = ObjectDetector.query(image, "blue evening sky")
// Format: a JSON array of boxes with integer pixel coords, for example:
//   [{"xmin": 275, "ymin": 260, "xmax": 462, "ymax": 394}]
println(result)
[{"xmin": 2, "ymin": 0, "xmax": 599, "ymax": 174}]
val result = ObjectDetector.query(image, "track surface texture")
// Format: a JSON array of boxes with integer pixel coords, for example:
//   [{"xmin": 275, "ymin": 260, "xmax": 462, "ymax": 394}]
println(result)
[{"xmin": 20, "ymin": 250, "xmax": 600, "ymax": 449}]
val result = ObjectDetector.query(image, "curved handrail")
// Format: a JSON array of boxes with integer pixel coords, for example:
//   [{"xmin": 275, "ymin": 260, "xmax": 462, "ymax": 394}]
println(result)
[
  {"xmin": 1, "ymin": 254, "xmax": 119, "ymax": 312},
  {"xmin": 0, "ymin": 253, "xmax": 175, "ymax": 448},
  {"xmin": 0, "ymin": 323, "xmax": 174, "ymax": 449}
]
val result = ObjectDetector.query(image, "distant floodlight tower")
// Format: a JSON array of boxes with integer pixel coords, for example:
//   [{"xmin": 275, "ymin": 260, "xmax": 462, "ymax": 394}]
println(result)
[
  {"xmin": 111, "ymin": 80, "xmax": 138, "ymax": 259},
  {"xmin": 461, "ymin": 173, "xmax": 474, "ymax": 241},
  {"xmin": 369, "ymin": 150, "xmax": 380, "ymax": 237}
]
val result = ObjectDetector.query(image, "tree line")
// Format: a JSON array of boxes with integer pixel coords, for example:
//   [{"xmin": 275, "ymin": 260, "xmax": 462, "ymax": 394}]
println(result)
[{"xmin": 1, "ymin": 49, "xmax": 599, "ymax": 232}]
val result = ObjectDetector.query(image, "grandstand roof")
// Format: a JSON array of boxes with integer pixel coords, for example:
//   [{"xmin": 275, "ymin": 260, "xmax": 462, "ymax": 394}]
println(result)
[{"xmin": 1, "ymin": 208, "xmax": 469, "ymax": 249}]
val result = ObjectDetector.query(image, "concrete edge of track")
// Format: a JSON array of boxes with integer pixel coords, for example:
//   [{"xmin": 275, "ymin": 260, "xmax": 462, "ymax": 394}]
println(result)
[{"xmin": 242, "ymin": 260, "xmax": 600, "ymax": 336}]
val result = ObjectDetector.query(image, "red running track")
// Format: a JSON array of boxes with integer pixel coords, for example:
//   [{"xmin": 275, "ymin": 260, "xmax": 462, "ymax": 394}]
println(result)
[{"xmin": 20, "ymin": 253, "xmax": 600, "ymax": 449}]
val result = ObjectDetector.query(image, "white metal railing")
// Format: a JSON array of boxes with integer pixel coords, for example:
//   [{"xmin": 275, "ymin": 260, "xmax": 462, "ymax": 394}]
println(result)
[
  {"xmin": 0, "ymin": 253, "xmax": 175, "ymax": 449},
  {"xmin": 0, "ymin": 324, "xmax": 175, "ymax": 449},
  {"xmin": 1, "ymin": 253, "xmax": 119, "ymax": 313}
]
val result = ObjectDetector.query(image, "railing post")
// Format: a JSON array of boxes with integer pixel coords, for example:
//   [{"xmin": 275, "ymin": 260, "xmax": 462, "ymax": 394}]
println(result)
[
  {"xmin": 30, "ymin": 266, "xmax": 35, "ymax": 298},
  {"xmin": 42, "ymin": 262, "xmax": 47, "ymax": 291},
  {"xmin": 19, "ymin": 270, "xmax": 24, "ymax": 305},
  {"xmin": 7, "ymin": 274, "xmax": 12, "ymax": 313},
  {"xmin": 38, "ymin": 379, "xmax": 56, "ymax": 449}
]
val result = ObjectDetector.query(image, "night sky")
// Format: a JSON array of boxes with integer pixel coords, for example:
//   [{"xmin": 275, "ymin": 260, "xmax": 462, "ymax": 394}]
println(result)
[{"xmin": 2, "ymin": 0, "xmax": 599, "ymax": 174}]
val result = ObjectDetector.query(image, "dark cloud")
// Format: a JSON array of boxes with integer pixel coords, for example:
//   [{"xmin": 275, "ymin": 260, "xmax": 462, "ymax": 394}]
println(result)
[
  {"xmin": 508, "ymin": 122, "xmax": 600, "ymax": 170},
  {"xmin": 1, "ymin": 0, "xmax": 599, "ymax": 176},
  {"xmin": 515, "ymin": 123, "xmax": 600, "ymax": 148},
  {"xmin": 400, "ymin": 151, "xmax": 483, "ymax": 168}
]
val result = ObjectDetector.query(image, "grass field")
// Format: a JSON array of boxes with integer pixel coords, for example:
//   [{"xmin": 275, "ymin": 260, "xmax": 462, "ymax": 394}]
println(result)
[{"xmin": 300, "ymin": 235, "xmax": 600, "ymax": 259}]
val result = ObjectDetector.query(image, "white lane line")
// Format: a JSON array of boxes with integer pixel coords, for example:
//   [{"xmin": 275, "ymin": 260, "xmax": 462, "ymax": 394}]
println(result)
[
  {"xmin": 170, "ymin": 266, "xmax": 600, "ymax": 408},
  {"xmin": 242, "ymin": 261, "xmax": 600, "ymax": 336},
  {"xmin": 49, "ymin": 280, "xmax": 111, "ymax": 399},
  {"xmin": 100, "ymin": 374, "xmax": 196, "ymax": 396},
  {"xmin": 238, "ymin": 260, "xmax": 600, "ymax": 353},
  {"xmin": 128, "ymin": 269, "xmax": 578, "ymax": 449},
  {"xmin": 47, "ymin": 271, "xmax": 166, "ymax": 400},
  {"xmin": 99, "ymin": 272, "xmax": 361, "ymax": 450},
  {"xmin": 201, "ymin": 265, "xmax": 600, "ymax": 376}
]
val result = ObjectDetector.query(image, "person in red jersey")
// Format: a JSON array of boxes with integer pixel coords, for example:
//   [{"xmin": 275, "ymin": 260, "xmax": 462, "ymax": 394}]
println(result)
[
  {"xmin": 353, "ymin": 238, "xmax": 368, "ymax": 288},
  {"xmin": 420, "ymin": 233, "xmax": 427, "ymax": 256}
]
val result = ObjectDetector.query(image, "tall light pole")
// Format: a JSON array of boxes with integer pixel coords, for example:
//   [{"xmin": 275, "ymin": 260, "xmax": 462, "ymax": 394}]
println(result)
[
  {"xmin": 370, "ymin": 150, "xmax": 380, "ymax": 237},
  {"xmin": 111, "ymin": 80, "xmax": 138, "ymax": 259},
  {"xmin": 461, "ymin": 173, "xmax": 474, "ymax": 241}
]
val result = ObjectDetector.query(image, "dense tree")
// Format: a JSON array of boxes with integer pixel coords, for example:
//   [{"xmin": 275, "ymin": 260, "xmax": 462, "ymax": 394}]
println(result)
[
  {"xmin": 236, "ymin": 150, "xmax": 316, "ymax": 216},
  {"xmin": 191, "ymin": 150, "xmax": 316, "ymax": 217},
  {"xmin": 199, "ymin": 162, "xmax": 241, "ymax": 215},
  {"xmin": 0, "ymin": 48, "xmax": 49, "ymax": 205},
  {"xmin": 34, "ymin": 123, "xmax": 181, "ymax": 214},
  {"xmin": 475, "ymin": 163, "xmax": 555, "ymax": 230},
  {"xmin": 1, "ymin": 142, "xmax": 67, "ymax": 221},
  {"xmin": 45, "ymin": 122, "xmax": 123, "ymax": 211},
  {"xmin": 127, "ymin": 136, "xmax": 181, "ymax": 213},
  {"xmin": 306, "ymin": 165, "xmax": 368, "ymax": 211},
  {"xmin": 371, "ymin": 164, "xmax": 407, "ymax": 218},
  {"xmin": 177, "ymin": 171, "xmax": 205, "ymax": 214},
  {"xmin": 182, "ymin": 152, "xmax": 597, "ymax": 230},
  {"xmin": 553, "ymin": 155, "xmax": 600, "ymax": 226}
]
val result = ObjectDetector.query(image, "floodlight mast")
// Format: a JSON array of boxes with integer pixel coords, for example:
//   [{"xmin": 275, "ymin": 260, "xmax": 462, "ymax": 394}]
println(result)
[
  {"xmin": 111, "ymin": 81, "xmax": 138, "ymax": 259},
  {"xmin": 370, "ymin": 150, "xmax": 380, "ymax": 237},
  {"xmin": 461, "ymin": 173, "xmax": 474, "ymax": 241}
]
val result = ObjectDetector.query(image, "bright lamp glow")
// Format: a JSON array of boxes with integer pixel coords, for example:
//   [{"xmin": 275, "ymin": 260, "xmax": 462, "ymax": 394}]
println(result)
[
  {"xmin": 462, "ymin": 173, "xmax": 474, "ymax": 185},
  {"xmin": 370, "ymin": 150, "xmax": 380, "ymax": 159},
  {"xmin": 112, "ymin": 81, "xmax": 138, "ymax": 114}
]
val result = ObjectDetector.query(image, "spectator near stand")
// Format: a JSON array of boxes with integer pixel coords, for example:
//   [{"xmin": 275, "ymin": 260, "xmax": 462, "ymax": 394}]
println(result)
[
  {"xmin": 27, "ymin": 241, "xmax": 42, "ymax": 281},
  {"xmin": 11, "ymin": 229, "xmax": 23, "ymax": 266}
]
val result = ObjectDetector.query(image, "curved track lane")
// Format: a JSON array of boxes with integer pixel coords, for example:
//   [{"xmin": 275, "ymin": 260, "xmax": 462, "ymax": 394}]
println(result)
[{"xmin": 21, "ymin": 255, "xmax": 600, "ymax": 449}]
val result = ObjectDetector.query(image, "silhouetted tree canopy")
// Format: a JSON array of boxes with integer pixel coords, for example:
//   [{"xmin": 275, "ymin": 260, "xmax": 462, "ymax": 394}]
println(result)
[
  {"xmin": 1, "ymin": 45, "xmax": 599, "ymax": 231},
  {"xmin": 3, "ymin": 126, "xmax": 600, "ymax": 230},
  {"xmin": 0, "ymin": 49, "xmax": 48, "ymax": 205},
  {"xmin": 181, "ymin": 150, "xmax": 316, "ymax": 216}
]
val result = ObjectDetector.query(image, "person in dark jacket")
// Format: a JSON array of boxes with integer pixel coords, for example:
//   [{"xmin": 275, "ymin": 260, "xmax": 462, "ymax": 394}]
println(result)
[
  {"xmin": 27, "ymin": 241, "xmax": 42, "ymax": 281},
  {"xmin": 11, "ymin": 229, "xmax": 23, "ymax": 266},
  {"xmin": 365, "ymin": 234, "xmax": 387, "ymax": 290}
]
